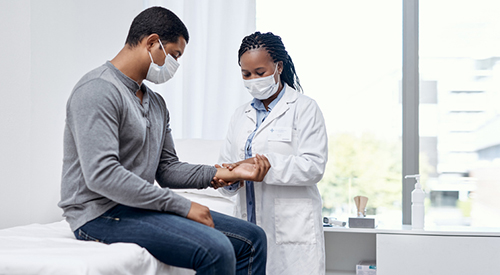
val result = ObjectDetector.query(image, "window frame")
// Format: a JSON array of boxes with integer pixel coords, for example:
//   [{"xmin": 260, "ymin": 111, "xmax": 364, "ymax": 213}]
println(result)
[{"xmin": 402, "ymin": 0, "xmax": 420, "ymax": 225}]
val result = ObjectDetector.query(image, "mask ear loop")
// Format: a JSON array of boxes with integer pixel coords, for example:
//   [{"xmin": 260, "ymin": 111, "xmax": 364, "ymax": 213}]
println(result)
[
  {"xmin": 148, "ymin": 39, "xmax": 168, "ymax": 64},
  {"xmin": 148, "ymin": 51, "xmax": 154, "ymax": 63},
  {"xmin": 158, "ymin": 39, "xmax": 168, "ymax": 58}
]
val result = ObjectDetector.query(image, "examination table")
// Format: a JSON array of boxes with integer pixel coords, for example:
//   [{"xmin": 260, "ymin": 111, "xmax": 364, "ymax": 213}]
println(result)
[{"xmin": 0, "ymin": 139, "xmax": 232, "ymax": 275}]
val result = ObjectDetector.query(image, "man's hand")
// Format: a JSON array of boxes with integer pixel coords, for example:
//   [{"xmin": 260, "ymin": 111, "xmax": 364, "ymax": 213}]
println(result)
[
  {"xmin": 211, "ymin": 164, "xmax": 229, "ymax": 189},
  {"xmin": 186, "ymin": 202, "xmax": 214, "ymax": 228}
]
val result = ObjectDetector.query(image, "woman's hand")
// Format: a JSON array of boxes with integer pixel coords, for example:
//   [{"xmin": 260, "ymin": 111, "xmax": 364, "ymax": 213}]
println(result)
[
  {"xmin": 221, "ymin": 157, "xmax": 256, "ymax": 171},
  {"xmin": 211, "ymin": 154, "xmax": 271, "ymax": 188},
  {"xmin": 233, "ymin": 155, "xmax": 270, "ymax": 182}
]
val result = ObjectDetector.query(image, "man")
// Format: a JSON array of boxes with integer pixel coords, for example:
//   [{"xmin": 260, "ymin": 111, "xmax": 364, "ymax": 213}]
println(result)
[{"xmin": 58, "ymin": 6, "xmax": 269, "ymax": 275}]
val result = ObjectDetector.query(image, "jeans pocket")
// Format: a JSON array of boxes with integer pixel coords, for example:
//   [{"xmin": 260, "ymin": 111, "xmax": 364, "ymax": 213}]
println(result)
[
  {"xmin": 74, "ymin": 213, "xmax": 120, "ymax": 242},
  {"xmin": 274, "ymin": 198, "xmax": 316, "ymax": 245},
  {"xmin": 75, "ymin": 228, "xmax": 102, "ymax": 242}
]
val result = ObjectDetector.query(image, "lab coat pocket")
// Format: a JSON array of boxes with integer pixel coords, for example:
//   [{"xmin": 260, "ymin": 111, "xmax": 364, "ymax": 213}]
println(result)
[
  {"xmin": 267, "ymin": 127, "xmax": 294, "ymax": 155},
  {"xmin": 268, "ymin": 126, "xmax": 292, "ymax": 142},
  {"xmin": 274, "ymin": 198, "xmax": 316, "ymax": 245}
]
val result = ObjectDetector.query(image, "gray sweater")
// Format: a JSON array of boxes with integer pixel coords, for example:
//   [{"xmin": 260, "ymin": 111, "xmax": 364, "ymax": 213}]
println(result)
[{"xmin": 58, "ymin": 62, "xmax": 217, "ymax": 231}]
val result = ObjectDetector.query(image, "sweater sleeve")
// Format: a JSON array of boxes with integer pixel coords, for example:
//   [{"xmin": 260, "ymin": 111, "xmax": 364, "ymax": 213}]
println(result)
[
  {"xmin": 154, "ymin": 130, "xmax": 218, "ymax": 190},
  {"xmin": 67, "ymin": 79, "xmax": 192, "ymax": 217},
  {"xmin": 154, "ymin": 96, "xmax": 217, "ymax": 190}
]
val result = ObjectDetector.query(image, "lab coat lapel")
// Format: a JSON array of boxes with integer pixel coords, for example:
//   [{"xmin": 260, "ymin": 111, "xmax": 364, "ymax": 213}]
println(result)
[
  {"xmin": 244, "ymin": 104, "xmax": 256, "ymax": 124},
  {"xmin": 255, "ymin": 85, "xmax": 298, "ymax": 136}
]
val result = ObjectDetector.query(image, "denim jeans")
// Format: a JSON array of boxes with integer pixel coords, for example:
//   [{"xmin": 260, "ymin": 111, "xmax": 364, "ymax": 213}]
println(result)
[{"xmin": 74, "ymin": 204, "xmax": 267, "ymax": 275}]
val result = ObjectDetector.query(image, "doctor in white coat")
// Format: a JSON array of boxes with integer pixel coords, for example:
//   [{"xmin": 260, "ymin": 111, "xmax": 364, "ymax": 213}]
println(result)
[{"xmin": 215, "ymin": 32, "xmax": 328, "ymax": 275}]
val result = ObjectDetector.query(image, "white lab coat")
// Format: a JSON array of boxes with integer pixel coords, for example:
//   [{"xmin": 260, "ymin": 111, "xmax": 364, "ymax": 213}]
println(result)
[{"xmin": 219, "ymin": 85, "xmax": 327, "ymax": 275}]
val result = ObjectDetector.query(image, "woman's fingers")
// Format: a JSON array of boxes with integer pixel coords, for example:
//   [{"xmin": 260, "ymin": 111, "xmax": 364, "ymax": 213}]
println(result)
[
  {"xmin": 222, "ymin": 162, "xmax": 238, "ymax": 170},
  {"xmin": 218, "ymin": 178, "xmax": 230, "ymax": 186},
  {"xmin": 260, "ymin": 154, "xmax": 271, "ymax": 170},
  {"xmin": 252, "ymin": 154, "xmax": 271, "ymax": 182},
  {"xmin": 211, "ymin": 176, "xmax": 225, "ymax": 189},
  {"xmin": 259, "ymin": 154, "xmax": 270, "ymax": 180}
]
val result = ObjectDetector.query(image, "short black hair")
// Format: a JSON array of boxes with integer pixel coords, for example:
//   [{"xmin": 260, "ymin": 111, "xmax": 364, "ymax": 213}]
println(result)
[
  {"xmin": 125, "ymin": 6, "xmax": 189, "ymax": 46},
  {"xmin": 238, "ymin": 32, "xmax": 302, "ymax": 92}
]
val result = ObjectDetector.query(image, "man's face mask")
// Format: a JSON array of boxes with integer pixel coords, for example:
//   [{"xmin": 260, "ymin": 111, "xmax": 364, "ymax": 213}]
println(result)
[{"xmin": 146, "ymin": 39, "xmax": 180, "ymax": 84}]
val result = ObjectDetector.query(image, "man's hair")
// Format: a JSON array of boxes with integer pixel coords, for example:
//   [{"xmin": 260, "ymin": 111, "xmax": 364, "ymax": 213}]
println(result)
[{"xmin": 125, "ymin": 7, "xmax": 189, "ymax": 46}]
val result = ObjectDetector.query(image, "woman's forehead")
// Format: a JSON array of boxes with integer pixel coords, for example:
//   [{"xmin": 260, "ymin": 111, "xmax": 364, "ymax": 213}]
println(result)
[{"xmin": 240, "ymin": 48, "xmax": 274, "ymax": 67}]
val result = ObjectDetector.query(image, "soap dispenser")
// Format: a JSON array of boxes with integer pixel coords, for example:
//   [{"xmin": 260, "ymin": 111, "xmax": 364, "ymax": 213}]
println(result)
[{"xmin": 405, "ymin": 174, "xmax": 425, "ymax": 229}]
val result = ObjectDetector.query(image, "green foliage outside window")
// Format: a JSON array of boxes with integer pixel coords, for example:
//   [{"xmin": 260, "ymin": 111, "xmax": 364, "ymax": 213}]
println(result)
[
  {"xmin": 319, "ymin": 132, "xmax": 402, "ymax": 216},
  {"xmin": 319, "ymin": 132, "xmax": 434, "ymax": 218}
]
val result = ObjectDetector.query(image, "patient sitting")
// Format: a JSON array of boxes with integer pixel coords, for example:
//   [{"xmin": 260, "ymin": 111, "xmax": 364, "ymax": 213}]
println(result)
[{"xmin": 58, "ymin": 6, "xmax": 269, "ymax": 275}]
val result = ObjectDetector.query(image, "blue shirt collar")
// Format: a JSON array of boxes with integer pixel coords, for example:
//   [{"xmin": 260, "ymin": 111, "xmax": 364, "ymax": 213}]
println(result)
[{"xmin": 251, "ymin": 85, "xmax": 286, "ymax": 112}]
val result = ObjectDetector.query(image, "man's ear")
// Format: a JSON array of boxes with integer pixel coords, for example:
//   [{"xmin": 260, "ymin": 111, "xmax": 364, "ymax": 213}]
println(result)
[{"xmin": 144, "ymin": 34, "xmax": 160, "ymax": 51}]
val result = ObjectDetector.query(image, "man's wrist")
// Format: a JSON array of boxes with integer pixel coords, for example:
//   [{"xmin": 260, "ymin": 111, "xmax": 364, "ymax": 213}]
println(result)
[{"xmin": 215, "ymin": 167, "xmax": 239, "ymax": 182}]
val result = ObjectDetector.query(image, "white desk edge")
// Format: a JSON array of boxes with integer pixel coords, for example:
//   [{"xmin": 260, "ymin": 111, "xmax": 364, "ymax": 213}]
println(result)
[{"xmin": 323, "ymin": 225, "xmax": 500, "ymax": 237}]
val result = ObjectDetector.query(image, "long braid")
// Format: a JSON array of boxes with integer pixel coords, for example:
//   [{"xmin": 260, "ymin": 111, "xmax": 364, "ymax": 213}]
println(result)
[{"xmin": 238, "ymin": 32, "xmax": 303, "ymax": 93}]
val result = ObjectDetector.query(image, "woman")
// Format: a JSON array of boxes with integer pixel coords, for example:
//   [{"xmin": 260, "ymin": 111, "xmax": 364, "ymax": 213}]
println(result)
[{"xmin": 216, "ymin": 32, "xmax": 328, "ymax": 275}]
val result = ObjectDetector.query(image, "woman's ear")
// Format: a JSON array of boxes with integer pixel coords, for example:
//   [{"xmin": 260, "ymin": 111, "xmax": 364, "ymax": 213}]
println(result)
[{"xmin": 278, "ymin": 61, "xmax": 284, "ymax": 74}]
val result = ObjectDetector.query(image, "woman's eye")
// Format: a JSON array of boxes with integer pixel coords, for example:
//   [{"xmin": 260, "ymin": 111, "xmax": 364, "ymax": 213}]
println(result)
[{"xmin": 256, "ymin": 72, "xmax": 265, "ymax": 76}]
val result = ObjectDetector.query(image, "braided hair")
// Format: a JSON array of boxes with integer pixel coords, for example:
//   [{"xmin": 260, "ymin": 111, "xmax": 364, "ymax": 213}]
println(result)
[{"xmin": 238, "ymin": 32, "xmax": 302, "ymax": 92}]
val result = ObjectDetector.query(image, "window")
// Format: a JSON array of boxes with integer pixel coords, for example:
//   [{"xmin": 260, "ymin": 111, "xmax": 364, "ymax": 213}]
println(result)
[
  {"xmin": 257, "ymin": 0, "xmax": 403, "ymax": 227},
  {"xmin": 258, "ymin": 0, "xmax": 500, "ymax": 228},
  {"xmin": 420, "ymin": 0, "xmax": 500, "ymax": 227}
]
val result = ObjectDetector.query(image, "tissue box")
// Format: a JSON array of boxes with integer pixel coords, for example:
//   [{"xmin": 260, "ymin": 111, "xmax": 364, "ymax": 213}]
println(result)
[
  {"xmin": 356, "ymin": 260, "xmax": 376, "ymax": 275},
  {"xmin": 349, "ymin": 217, "xmax": 375, "ymax": 228}
]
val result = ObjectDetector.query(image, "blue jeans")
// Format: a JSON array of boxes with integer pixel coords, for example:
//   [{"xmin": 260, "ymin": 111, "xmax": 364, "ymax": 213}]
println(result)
[{"xmin": 74, "ymin": 205, "xmax": 267, "ymax": 275}]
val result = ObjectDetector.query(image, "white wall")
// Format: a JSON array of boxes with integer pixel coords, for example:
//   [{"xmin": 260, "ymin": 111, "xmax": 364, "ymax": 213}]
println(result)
[
  {"xmin": 0, "ymin": 0, "xmax": 143, "ymax": 229},
  {"xmin": 0, "ymin": 0, "xmax": 32, "ymax": 229},
  {"xmin": 145, "ymin": 0, "xmax": 255, "ymax": 140}
]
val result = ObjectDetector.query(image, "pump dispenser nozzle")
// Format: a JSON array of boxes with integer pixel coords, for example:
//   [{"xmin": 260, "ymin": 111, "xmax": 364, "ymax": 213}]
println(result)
[{"xmin": 405, "ymin": 174, "xmax": 421, "ymax": 188}]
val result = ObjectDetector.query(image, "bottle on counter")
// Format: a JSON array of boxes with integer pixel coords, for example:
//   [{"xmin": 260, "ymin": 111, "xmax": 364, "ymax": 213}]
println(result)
[{"xmin": 405, "ymin": 174, "xmax": 425, "ymax": 229}]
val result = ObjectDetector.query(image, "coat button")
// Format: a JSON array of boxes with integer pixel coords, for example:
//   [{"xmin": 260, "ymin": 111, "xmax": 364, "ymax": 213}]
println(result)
[
  {"xmin": 239, "ymin": 153, "xmax": 244, "ymax": 159},
  {"xmin": 242, "ymin": 213, "xmax": 247, "ymax": 218}
]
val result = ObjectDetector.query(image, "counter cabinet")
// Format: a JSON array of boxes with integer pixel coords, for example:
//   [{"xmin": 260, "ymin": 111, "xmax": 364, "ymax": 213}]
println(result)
[{"xmin": 324, "ymin": 226, "xmax": 500, "ymax": 275}]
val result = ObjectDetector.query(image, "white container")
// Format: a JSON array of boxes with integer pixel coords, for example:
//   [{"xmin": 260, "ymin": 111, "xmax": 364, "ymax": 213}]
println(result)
[
  {"xmin": 356, "ymin": 260, "xmax": 376, "ymax": 275},
  {"xmin": 405, "ymin": 174, "xmax": 425, "ymax": 229}
]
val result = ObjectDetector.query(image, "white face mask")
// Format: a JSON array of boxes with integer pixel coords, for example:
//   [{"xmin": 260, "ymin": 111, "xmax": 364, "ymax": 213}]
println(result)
[
  {"xmin": 243, "ymin": 64, "xmax": 279, "ymax": 100},
  {"xmin": 146, "ymin": 39, "xmax": 180, "ymax": 84}
]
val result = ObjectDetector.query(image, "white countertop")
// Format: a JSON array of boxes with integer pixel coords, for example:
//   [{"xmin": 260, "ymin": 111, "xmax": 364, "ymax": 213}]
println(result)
[{"xmin": 323, "ymin": 224, "xmax": 500, "ymax": 237}]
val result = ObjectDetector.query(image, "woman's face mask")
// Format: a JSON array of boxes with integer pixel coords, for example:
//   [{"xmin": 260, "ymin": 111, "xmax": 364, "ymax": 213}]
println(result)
[
  {"xmin": 243, "ymin": 64, "xmax": 279, "ymax": 100},
  {"xmin": 146, "ymin": 39, "xmax": 180, "ymax": 84}
]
